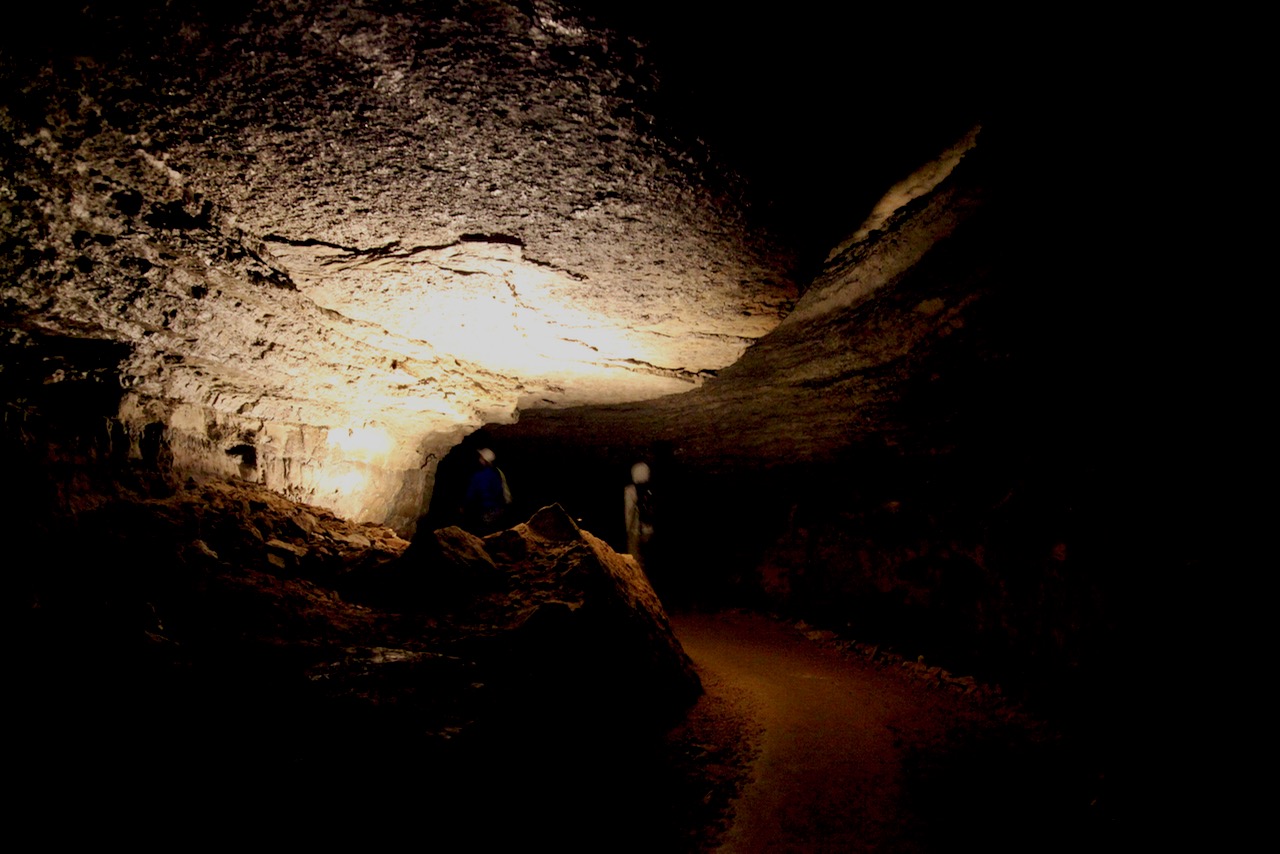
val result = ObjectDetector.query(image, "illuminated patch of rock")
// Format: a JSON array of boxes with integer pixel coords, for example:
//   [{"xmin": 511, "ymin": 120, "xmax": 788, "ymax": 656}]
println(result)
[{"xmin": 0, "ymin": 1, "xmax": 797, "ymax": 532}]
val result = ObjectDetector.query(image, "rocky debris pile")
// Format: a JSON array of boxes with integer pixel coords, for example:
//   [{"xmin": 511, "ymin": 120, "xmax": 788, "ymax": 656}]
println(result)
[
  {"xmin": 15, "ymin": 475, "xmax": 701, "ymax": 805},
  {"xmin": 340, "ymin": 501, "xmax": 703, "ymax": 732}
]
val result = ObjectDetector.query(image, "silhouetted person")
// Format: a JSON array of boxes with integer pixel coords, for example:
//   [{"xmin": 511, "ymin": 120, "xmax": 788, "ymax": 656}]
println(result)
[
  {"xmin": 462, "ymin": 447, "xmax": 511, "ymax": 535},
  {"xmin": 624, "ymin": 460, "xmax": 657, "ymax": 574}
]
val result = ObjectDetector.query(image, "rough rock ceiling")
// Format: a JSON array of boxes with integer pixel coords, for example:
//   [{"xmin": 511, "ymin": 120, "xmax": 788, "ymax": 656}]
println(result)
[{"xmin": 1, "ymin": 1, "xmax": 988, "ymax": 530}]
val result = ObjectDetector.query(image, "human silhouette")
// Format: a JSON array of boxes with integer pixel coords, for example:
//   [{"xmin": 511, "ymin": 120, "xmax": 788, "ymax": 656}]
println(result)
[
  {"xmin": 462, "ymin": 447, "xmax": 511, "ymax": 535},
  {"xmin": 624, "ymin": 460, "xmax": 656, "ymax": 572}
]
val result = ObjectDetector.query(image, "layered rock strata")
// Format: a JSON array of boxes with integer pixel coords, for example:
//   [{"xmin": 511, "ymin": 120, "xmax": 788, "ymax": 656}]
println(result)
[{"xmin": 1, "ymin": 1, "xmax": 796, "ymax": 533}]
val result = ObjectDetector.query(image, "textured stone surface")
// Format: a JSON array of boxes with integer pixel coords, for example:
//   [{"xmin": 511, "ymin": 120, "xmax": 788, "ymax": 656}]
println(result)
[
  {"xmin": 11, "ymin": 469, "xmax": 712, "ymax": 843},
  {"xmin": 12, "ymin": 473, "xmax": 699, "ymax": 735},
  {"xmin": 1, "ymin": 1, "xmax": 800, "ymax": 532},
  {"xmin": 3, "ymin": 0, "xmax": 1142, "ymax": 739}
]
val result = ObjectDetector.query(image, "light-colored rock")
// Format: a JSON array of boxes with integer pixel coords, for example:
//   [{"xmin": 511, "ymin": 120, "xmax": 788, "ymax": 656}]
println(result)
[{"xmin": 0, "ymin": 1, "xmax": 799, "ymax": 534}]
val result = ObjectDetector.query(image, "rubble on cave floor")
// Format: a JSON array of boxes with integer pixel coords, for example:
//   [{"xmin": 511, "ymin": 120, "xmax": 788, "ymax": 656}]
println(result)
[{"xmin": 17, "ymin": 475, "xmax": 701, "ymax": 777}]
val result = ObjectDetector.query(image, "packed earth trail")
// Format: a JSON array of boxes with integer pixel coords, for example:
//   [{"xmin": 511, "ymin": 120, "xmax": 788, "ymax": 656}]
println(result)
[{"xmin": 669, "ymin": 610, "xmax": 1104, "ymax": 853}]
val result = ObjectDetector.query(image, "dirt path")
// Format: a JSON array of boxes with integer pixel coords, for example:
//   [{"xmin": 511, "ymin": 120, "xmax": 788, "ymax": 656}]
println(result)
[{"xmin": 669, "ymin": 610, "xmax": 1100, "ymax": 853}]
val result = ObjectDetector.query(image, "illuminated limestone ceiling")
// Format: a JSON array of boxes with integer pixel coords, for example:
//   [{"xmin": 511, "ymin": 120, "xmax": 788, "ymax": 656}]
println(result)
[
  {"xmin": 133, "ymin": 0, "xmax": 798, "ymax": 409},
  {"xmin": 1, "ymin": 1, "xmax": 801, "ymax": 525},
  {"xmin": 265, "ymin": 230, "xmax": 789, "ymax": 412}
]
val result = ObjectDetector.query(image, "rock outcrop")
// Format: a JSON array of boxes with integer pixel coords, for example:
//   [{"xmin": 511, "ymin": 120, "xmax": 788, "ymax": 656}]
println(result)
[{"xmin": 15, "ymin": 472, "xmax": 700, "ymax": 796}]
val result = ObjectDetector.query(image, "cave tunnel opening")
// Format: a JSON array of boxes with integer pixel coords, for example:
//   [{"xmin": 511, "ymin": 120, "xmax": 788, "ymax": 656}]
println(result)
[{"xmin": 424, "ymin": 427, "xmax": 777, "ymax": 613}]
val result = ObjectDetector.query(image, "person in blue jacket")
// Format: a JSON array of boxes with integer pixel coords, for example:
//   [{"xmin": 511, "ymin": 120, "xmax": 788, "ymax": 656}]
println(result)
[{"xmin": 462, "ymin": 447, "xmax": 511, "ymax": 534}]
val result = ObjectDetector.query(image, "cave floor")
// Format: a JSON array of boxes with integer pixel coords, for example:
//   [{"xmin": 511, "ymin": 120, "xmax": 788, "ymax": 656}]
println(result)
[
  {"xmin": 666, "ymin": 609, "xmax": 1113, "ymax": 853},
  {"xmin": 14, "ymin": 607, "xmax": 1114, "ymax": 851}
]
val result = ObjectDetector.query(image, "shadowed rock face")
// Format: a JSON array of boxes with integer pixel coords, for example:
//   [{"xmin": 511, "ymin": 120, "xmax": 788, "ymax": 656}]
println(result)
[
  {"xmin": 341, "ymin": 501, "xmax": 702, "ymax": 726},
  {"xmin": 12, "ymin": 473, "xmax": 701, "ymax": 770},
  {"xmin": 11, "ymin": 468, "xmax": 710, "ymax": 842}
]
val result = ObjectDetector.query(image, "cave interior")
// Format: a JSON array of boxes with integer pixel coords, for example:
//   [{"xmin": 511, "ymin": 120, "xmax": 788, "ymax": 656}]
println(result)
[{"xmin": 1, "ymin": 0, "xmax": 1183, "ymax": 841}]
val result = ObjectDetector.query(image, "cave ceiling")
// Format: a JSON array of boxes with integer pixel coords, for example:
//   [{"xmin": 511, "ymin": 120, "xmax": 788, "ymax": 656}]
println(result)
[{"xmin": 1, "ymin": 1, "xmax": 995, "ymax": 527}]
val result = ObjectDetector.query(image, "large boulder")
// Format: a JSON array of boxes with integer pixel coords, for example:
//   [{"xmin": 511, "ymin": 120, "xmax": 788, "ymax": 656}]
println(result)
[
  {"xmin": 352, "ymin": 502, "xmax": 702, "ymax": 731},
  {"xmin": 479, "ymin": 503, "xmax": 702, "ymax": 730}
]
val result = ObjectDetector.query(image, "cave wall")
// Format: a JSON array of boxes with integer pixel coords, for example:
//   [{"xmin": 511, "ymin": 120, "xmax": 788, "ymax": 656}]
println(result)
[
  {"xmin": 1, "ymin": 1, "xmax": 810, "ymax": 539},
  {"xmin": 487, "ymin": 122, "xmax": 1123, "ymax": 710}
]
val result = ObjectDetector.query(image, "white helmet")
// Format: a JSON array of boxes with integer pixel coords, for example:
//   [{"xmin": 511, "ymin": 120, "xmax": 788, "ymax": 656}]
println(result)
[{"xmin": 631, "ymin": 461, "xmax": 650, "ymax": 484}]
